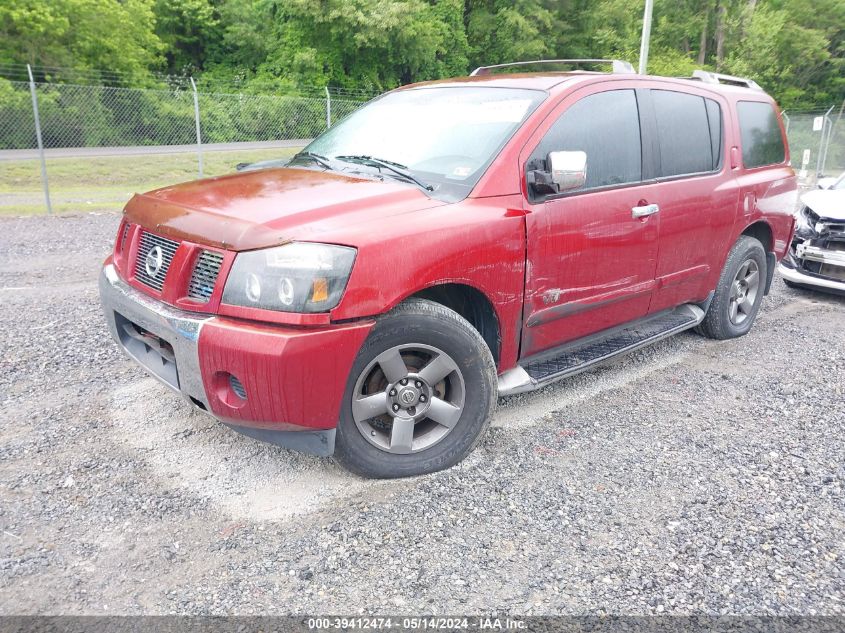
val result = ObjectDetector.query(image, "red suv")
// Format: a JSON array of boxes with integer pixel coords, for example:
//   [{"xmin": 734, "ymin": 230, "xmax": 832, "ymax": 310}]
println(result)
[{"xmin": 100, "ymin": 61, "xmax": 797, "ymax": 478}]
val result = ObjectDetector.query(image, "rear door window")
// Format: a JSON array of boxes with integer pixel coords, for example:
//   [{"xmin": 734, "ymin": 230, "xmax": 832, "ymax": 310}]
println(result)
[
  {"xmin": 529, "ymin": 89, "xmax": 642, "ymax": 193},
  {"xmin": 651, "ymin": 90, "xmax": 721, "ymax": 177},
  {"xmin": 737, "ymin": 101, "xmax": 785, "ymax": 168}
]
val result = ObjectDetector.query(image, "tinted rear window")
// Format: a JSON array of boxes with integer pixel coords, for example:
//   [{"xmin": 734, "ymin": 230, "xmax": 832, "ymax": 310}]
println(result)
[
  {"xmin": 530, "ymin": 89, "xmax": 642, "ymax": 191},
  {"xmin": 652, "ymin": 90, "xmax": 719, "ymax": 177},
  {"xmin": 737, "ymin": 101, "xmax": 785, "ymax": 168}
]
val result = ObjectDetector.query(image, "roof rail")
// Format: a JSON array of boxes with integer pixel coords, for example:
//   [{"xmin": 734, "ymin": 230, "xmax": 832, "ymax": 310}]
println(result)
[
  {"xmin": 690, "ymin": 70, "xmax": 762, "ymax": 91},
  {"xmin": 470, "ymin": 59, "xmax": 636, "ymax": 77}
]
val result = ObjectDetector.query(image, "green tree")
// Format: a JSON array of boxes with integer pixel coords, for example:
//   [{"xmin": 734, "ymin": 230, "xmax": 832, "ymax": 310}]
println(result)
[
  {"xmin": 256, "ymin": 0, "xmax": 470, "ymax": 90},
  {"xmin": 153, "ymin": 0, "xmax": 221, "ymax": 74},
  {"xmin": 0, "ymin": 0, "xmax": 164, "ymax": 83},
  {"xmin": 0, "ymin": 0, "xmax": 841, "ymax": 109},
  {"xmin": 465, "ymin": 0, "xmax": 554, "ymax": 69}
]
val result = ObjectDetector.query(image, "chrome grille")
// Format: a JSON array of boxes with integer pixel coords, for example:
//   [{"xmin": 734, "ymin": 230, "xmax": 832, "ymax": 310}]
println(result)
[
  {"xmin": 119, "ymin": 222, "xmax": 130, "ymax": 252},
  {"xmin": 187, "ymin": 250, "xmax": 224, "ymax": 301},
  {"xmin": 134, "ymin": 231, "xmax": 179, "ymax": 291}
]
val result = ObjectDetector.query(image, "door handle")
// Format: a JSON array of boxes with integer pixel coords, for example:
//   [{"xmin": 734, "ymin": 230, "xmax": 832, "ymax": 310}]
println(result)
[{"xmin": 632, "ymin": 203, "xmax": 660, "ymax": 218}]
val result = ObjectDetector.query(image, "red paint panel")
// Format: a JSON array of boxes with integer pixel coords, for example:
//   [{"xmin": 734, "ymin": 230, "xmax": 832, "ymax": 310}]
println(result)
[
  {"xmin": 648, "ymin": 173, "xmax": 739, "ymax": 314},
  {"xmin": 198, "ymin": 317, "xmax": 374, "ymax": 430},
  {"xmin": 217, "ymin": 303, "xmax": 332, "ymax": 326},
  {"xmin": 325, "ymin": 195, "xmax": 528, "ymax": 370},
  {"xmin": 725, "ymin": 96, "xmax": 797, "ymax": 264},
  {"xmin": 123, "ymin": 169, "xmax": 443, "ymax": 252}
]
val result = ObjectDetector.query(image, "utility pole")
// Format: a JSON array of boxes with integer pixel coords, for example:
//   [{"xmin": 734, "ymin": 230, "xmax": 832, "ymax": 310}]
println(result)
[{"xmin": 638, "ymin": 0, "xmax": 654, "ymax": 74}]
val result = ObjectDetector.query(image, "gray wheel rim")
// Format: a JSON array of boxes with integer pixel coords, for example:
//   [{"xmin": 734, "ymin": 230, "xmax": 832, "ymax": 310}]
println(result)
[
  {"xmin": 351, "ymin": 343, "xmax": 466, "ymax": 454},
  {"xmin": 729, "ymin": 258, "xmax": 760, "ymax": 326}
]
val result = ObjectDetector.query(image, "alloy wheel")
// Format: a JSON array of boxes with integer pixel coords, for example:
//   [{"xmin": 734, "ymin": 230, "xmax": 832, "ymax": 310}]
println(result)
[
  {"xmin": 350, "ymin": 343, "xmax": 465, "ymax": 454},
  {"xmin": 729, "ymin": 258, "xmax": 760, "ymax": 326}
]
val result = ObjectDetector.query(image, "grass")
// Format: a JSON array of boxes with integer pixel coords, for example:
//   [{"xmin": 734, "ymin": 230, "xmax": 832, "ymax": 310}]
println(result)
[{"xmin": 0, "ymin": 147, "xmax": 301, "ymax": 216}]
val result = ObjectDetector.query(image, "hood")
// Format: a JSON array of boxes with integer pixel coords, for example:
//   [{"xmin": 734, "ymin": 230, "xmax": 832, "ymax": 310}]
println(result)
[
  {"xmin": 123, "ymin": 167, "xmax": 443, "ymax": 251},
  {"xmin": 801, "ymin": 188, "xmax": 845, "ymax": 221}
]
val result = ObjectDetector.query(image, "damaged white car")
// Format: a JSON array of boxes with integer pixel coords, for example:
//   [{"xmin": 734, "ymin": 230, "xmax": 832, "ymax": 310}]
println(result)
[{"xmin": 780, "ymin": 172, "xmax": 845, "ymax": 295}]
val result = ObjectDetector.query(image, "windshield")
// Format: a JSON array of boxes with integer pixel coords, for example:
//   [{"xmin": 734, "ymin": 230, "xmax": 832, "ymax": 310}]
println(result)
[{"xmin": 298, "ymin": 86, "xmax": 546, "ymax": 202}]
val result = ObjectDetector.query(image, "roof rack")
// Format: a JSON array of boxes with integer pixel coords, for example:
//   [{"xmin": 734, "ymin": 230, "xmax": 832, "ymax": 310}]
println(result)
[
  {"xmin": 470, "ymin": 59, "xmax": 636, "ymax": 77},
  {"xmin": 689, "ymin": 70, "xmax": 762, "ymax": 91}
]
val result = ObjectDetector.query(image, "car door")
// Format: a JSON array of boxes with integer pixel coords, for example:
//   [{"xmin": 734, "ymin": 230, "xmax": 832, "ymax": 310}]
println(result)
[
  {"xmin": 520, "ymin": 86, "xmax": 662, "ymax": 358},
  {"xmin": 643, "ymin": 87, "xmax": 740, "ymax": 313}
]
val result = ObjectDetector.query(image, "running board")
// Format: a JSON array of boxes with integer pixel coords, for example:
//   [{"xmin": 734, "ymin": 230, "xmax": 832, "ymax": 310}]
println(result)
[{"xmin": 498, "ymin": 304, "xmax": 705, "ymax": 396}]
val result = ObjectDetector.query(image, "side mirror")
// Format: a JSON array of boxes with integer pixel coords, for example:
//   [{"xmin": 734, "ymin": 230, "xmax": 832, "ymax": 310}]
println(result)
[{"xmin": 548, "ymin": 150, "xmax": 587, "ymax": 192}]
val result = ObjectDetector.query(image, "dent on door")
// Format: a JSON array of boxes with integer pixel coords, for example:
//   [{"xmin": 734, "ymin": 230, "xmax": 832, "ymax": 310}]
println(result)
[{"xmin": 522, "ymin": 187, "xmax": 660, "ymax": 356}]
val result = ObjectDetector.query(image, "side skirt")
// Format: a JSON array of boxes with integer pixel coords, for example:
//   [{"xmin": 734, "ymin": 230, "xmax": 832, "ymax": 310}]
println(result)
[{"xmin": 498, "ymin": 303, "xmax": 705, "ymax": 396}]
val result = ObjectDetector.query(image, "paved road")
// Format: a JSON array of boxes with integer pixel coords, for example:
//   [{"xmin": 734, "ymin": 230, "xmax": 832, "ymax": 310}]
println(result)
[
  {"xmin": 0, "ymin": 140, "xmax": 311, "ymax": 161},
  {"xmin": 1, "ymin": 212, "xmax": 843, "ymax": 615}
]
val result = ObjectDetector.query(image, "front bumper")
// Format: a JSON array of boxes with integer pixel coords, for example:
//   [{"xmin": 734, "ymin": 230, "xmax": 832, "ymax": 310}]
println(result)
[
  {"xmin": 99, "ymin": 264, "xmax": 374, "ymax": 455},
  {"xmin": 779, "ymin": 260, "xmax": 845, "ymax": 295}
]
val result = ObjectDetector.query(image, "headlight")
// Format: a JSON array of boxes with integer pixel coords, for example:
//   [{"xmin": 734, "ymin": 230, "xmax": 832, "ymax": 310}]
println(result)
[
  {"xmin": 793, "ymin": 205, "xmax": 819, "ymax": 238},
  {"xmin": 222, "ymin": 242, "xmax": 356, "ymax": 313},
  {"xmin": 795, "ymin": 206, "xmax": 811, "ymax": 231}
]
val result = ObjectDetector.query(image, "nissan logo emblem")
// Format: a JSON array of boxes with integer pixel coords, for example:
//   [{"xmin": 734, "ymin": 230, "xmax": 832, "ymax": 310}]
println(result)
[{"xmin": 145, "ymin": 245, "xmax": 164, "ymax": 277}]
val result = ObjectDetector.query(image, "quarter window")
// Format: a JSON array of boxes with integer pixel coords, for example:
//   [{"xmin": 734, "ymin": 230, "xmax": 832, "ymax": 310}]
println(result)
[
  {"xmin": 651, "ymin": 90, "xmax": 721, "ymax": 177},
  {"xmin": 737, "ymin": 101, "xmax": 785, "ymax": 168},
  {"xmin": 530, "ymin": 89, "xmax": 642, "ymax": 193}
]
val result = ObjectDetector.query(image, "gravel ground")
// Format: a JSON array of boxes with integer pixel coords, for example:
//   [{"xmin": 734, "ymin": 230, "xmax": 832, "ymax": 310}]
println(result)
[{"xmin": 1, "ymin": 212, "xmax": 843, "ymax": 616}]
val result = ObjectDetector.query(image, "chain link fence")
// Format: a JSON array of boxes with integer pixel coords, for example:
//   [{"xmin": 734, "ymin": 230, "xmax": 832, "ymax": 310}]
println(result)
[
  {"xmin": 2, "ymin": 70, "xmax": 843, "ymax": 215},
  {"xmin": 783, "ymin": 106, "xmax": 845, "ymax": 187},
  {"xmin": 0, "ymin": 81, "xmax": 367, "ymax": 150},
  {"xmin": 0, "ymin": 74, "xmax": 371, "ymax": 214}
]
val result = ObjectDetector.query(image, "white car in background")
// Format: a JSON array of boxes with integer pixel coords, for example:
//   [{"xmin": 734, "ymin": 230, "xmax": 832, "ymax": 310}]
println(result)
[{"xmin": 780, "ymin": 171, "xmax": 845, "ymax": 295}]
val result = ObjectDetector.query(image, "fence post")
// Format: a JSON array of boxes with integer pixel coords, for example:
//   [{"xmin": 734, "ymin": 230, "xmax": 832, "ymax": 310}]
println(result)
[
  {"xmin": 814, "ymin": 106, "xmax": 834, "ymax": 177},
  {"xmin": 27, "ymin": 64, "xmax": 52, "ymax": 215},
  {"xmin": 190, "ymin": 77, "xmax": 203, "ymax": 178},
  {"xmin": 820, "ymin": 107, "xmax": 836, "ymax": 176},
  {"xmin": 325, "ymin": 87, "xmax": 331, "ymax": 129}
]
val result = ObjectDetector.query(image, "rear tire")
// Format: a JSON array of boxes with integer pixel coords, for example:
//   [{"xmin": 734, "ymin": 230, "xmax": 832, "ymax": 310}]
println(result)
[
  {"xmin": 697, "ymin": 235, "xmax": 767, "ymax": 340},
  {"xmin": 334, "ymin": 298, "xmax": 497, "ymax": 478}
]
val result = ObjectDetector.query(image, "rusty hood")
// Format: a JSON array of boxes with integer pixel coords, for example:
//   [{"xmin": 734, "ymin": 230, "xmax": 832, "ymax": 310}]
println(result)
[{"xmin": 123, "ymin": 167, "xmax": 444, "ymax": 251}]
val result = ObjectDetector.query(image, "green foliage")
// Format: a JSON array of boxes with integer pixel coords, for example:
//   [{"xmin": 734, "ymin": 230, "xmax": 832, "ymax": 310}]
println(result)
[
  {"xmin": 0, "ymin": 0, "xmax": 842, "ymax": 107},
  {"xmin": 0, "ymin": 79, "xmax": 35, "ymax": 148},
  {"xmin": 253, "ymin": 0, "xmax": 471, "ymax": 91},
  {"xmin": 465, "ymin": 1, "xmax": 555, "ymax": 68},
  {"xmin": 721, "ymin": 1, "xmax": 845, "ymax": 107},
  {"xmin": 153, "ymin": 0, "xmax": 220, "ymax": 73},
  {"xmin": 0, "ymin": 0, "xmax": 164, "ymax": 83}
]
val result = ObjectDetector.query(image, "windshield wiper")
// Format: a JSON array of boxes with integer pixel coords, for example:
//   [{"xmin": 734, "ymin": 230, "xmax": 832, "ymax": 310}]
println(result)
[
  {"xmin": 334, "ymin": 155, "xmax": 434, "ymax": 191},
  {"xmin": 291, "ymin": 151, "xmax": 335, "ymax": 170}
]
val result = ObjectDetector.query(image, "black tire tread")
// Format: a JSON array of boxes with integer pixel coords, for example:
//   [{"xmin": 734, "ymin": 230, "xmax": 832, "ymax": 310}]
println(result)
[
  {"xmin": 333, "ymin": 298, "xmax": 497, "ymax": 478},
  {"xmin": 696, "ymin": 235, "xmax": 766, "ymax": 340}
]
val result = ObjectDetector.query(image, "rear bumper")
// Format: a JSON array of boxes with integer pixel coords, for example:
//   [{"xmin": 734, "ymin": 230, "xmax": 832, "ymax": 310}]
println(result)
[{"xmin": 99, "ymin": 264, "xmax": 374, "ymax": 455}]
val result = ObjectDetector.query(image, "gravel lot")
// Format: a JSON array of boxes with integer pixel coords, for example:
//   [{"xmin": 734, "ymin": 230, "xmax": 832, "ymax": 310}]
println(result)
[{"xmin": 1, "ymin": 213, "xmax": 843, "ymax": 616}]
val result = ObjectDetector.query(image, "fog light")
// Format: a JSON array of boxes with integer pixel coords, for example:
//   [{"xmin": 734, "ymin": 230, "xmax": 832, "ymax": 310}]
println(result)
[{"xmin": 229, "ymin": 374, "xmax": 247, "ymax": 400}]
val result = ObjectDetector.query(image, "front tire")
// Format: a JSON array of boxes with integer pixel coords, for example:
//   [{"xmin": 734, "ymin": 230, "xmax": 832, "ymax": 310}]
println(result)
[
  {"xmin": 697, "ymin": 235, "xmax": 767, "ymax": 340},
  {"xmin": 334, "ymin": 298, "xmax": 497, "ymax": 478}
]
